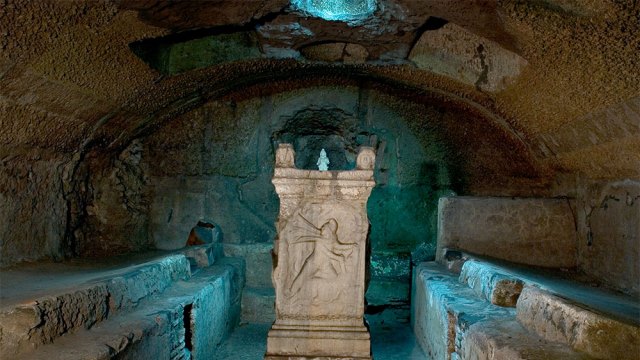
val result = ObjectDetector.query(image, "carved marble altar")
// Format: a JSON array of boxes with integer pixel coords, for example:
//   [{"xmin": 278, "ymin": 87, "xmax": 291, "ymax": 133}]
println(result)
[{"xmin": 265, "ymin": 144, "xmax": 376, "ymax": 359}]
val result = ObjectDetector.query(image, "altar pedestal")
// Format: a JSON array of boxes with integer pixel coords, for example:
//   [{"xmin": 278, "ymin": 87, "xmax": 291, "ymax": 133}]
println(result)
[{"xmin": 265, "ymin": 144, "xmax": 376, "ymax": 360}]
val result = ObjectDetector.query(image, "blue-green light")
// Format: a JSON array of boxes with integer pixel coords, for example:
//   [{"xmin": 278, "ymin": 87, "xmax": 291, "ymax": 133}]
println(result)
[{"xmin": 291, "ymin": 0, "xmax": 377, "ymax": 22}]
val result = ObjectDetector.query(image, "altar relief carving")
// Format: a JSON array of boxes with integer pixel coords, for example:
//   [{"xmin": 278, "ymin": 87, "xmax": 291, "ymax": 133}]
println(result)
[{"xmin": 266, "ymin": 144, "xmax": 375, "ymax": 359}]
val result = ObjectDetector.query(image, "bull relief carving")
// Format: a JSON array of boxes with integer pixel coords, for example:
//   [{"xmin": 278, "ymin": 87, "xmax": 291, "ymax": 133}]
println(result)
[{"xmin": 266, "ymin": 144, "xmax": 376, "ymax": 360}]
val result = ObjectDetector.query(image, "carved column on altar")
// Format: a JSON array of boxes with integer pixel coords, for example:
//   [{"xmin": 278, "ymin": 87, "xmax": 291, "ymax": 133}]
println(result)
[{"xmin": 265, "ymin": 143, "xmax": 376, "ymax": 359}]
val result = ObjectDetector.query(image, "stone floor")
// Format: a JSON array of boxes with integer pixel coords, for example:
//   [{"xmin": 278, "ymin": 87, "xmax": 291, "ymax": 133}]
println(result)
[{"xmin": 216, "ymin": 313, "xmax": 429, "ymax": 360}]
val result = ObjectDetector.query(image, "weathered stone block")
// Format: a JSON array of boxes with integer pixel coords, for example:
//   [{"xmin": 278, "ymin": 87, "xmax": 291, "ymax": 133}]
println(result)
[
  {"xmin": 436, "ymin": 197, "xmax": 578, "ymax": 268},
  {"xmin": 411, "ymin": 262, "xmax": 515, "ymax": 360},
  {"xmin": 0, "ymin": 255, "xmax": 191, "ymax": 358},
  {"xmin": 106, "ymin": 255, "xmax": 191, "ymax": 311},
  {"xmin": 516, "ymin": 285, "xmax": 640, "ymax": 359},
  {"xmin": 460, "ymin": 319, "xmax": 594, "ymax": 360},
  {"xmin": 459, "ymin": 259, "xmax": 524, "ymax": 307},
  {"xmin": 188, "ymin": 263, "xmax": 243, "ymax": 360},
  {"xmin": 181, "ymin": 243, "xmax": 221, "ymax": 268},
  {"xmin": 223, "ymin": 243, "xmax": 274, "ymax": 288},
  {"xmin": 408, "ymin": 23, "xmax": 527, "ymax": 92},
  {"xmin": 366, "ymin": 279, "xmax": 410, "ymax": 306},
  {"xmin": 578, "ymin": 180, "xmax": 640, "ymax": 297},
  {"xmin": 12, "ymin": 258, "xmax": 243, "ymax": 360}
]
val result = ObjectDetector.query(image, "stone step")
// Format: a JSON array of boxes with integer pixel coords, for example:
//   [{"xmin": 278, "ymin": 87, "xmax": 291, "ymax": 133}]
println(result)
[
  {"xmin": 452, "ymin": 255, "xmax": 640, "ymax": 358},
  {"xmin": 223, "ymin": 243, "xmax": 273, "ymax": 288},
  {"xmin": 0, "ymin": 254, "xmax": 192, "ymax": 358},
  {"xmin": 412, "ymin": 262, "xmax": 516, "ymax": 360},
  {"xmin": 12, "ymin": 259, "xmax": 243, "ymax": 360},
  {"xmin": 241, "ymin": 287, "xmax": 275, "ymax": 324},
  {"xmin": 366, "ymin": 278, "xmax": 410, "ymax": 307},
  {"xmin": 517, "ymin": 285, "xmax": 640, "ymax": 360},
  {"xmin": 459, "ymin": 319, "xmax": 594, "ymax": 360},
  {"xmin": 412, "ymin": 262, "xmax": 595, "ymax": 360}
]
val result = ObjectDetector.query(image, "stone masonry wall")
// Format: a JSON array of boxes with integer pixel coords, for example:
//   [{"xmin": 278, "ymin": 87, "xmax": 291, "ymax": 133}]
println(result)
[
  {"xmin": 144, "ymin": 86, "xmax": 455, "ymax": 254},
  {"xmin": 436, "ymin": 196, "xmax": 578, "ymax": 268},
  {"xmin": 0, "ymin": 155, "xmax": 68, "ymax": 266},
  {"xmin": 575, "ymin": 179, "xmax": 640, "ymax": 296}
]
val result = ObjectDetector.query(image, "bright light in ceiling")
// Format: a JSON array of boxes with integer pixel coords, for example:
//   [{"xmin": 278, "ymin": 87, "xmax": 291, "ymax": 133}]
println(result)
[{"xmin": 290, "ymin": 0, "xmax": 377, "ymax": 22}]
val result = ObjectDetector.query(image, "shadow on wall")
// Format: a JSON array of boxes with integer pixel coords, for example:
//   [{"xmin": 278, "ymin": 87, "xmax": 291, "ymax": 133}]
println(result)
[{"xmin": 143, "ymin": 86, "xmax": 457, "ymax": 260}]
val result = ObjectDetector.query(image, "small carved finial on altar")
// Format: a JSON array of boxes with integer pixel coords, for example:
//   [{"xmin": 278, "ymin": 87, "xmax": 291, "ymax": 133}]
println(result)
[
  {"xmin": 275, "ymin": 143, "xmax": 295, "ymax": 168},
  {"xmin": 317, "ymin": 148, "xmax": 330, "ymax": 171},
  {"xmin": 356, "ymin": 147, "xmax": 376, "ymax": 170}
]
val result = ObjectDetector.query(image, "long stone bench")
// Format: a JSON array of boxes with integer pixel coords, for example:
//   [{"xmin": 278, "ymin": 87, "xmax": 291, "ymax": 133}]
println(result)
[
  {"xmin": 0, "ymin": 244, "xmax": 245, "ymax": 359},
  {"xmin": 0, "ymin": 254, "xmax": 191, "ymax": 357},
  {"xmin": 517, "ymin": 286, "xmax": 640, "ymax": 360},
  {"xmin": 13, "ymin": 258, "xmax": 243, "ymax": 360},
  {"xmin": 412, "ymin": 258, "xmax": 640, "ymax": 360}
]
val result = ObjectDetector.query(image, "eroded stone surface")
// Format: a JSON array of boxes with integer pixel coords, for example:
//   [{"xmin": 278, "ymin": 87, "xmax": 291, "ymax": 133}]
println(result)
[
  {"xmin": 0, "ymin": 156, "xmax": 68, "ymax": 266},
  {"xmin": 11, "ymin": 259, "xmax": 242, "ymax": 360},
  {"xmin": 411, "ymin": 262, "xmax": 515, "ymax": 360},
  {"xmin": 409, "ymin": 23, "xmax": 527, "ymax": 92},
  {"xmin": 436, "ymin": 197, "xmax": 578, "ymax": 268},
  {"xmin": 181, "ymin": 243, "xmax": 220, "ymax": 268},
  {"xmin": 301, "ymin": 42, "xmax": 369, "ymax": 64},
  {"xmin": 460, "ymin": 319, "xmax": 594, "ymax": 360},
  {"xmin": 0, "ymin": 255, "xmax": 190, "ymax": 358},
  {"xmin": 516, "ymin": 285, "xmax": 640, "ymax": 359},
  {"xmin": 223, "ymin": 243, "xmax": 274, "ymax": 289},
  {"xmin": 574, "ymin": 179, "xmax": 640, "ymax": 297},
  {"xmin": 459, "ymin": 259, "xmax": 524, "ymax": 307},
  {"xmin": 241, "ymin": 287, "xmax": 276, "ymax": 324}
]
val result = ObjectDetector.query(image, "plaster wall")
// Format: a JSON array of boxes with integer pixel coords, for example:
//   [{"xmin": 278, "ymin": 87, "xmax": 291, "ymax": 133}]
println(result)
[
  {"xmin": 436, "ymin": 196, "xmax": 578, "ymax": 268},
  {"xmin": 575, "ymin": 180, "xmax": 640, "ymax": 296}
]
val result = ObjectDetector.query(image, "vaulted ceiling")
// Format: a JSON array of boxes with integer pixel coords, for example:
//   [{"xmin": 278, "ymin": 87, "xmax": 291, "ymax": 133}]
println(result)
[{"xmin": 1, "ymin": 0, "xmax": 638, "ymax": 183}]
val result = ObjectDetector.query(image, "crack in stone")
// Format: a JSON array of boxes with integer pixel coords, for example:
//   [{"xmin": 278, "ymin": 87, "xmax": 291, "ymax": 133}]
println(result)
[{"xmin": 474, "ymin": 44, "xmax": 489, "ymax": 91}]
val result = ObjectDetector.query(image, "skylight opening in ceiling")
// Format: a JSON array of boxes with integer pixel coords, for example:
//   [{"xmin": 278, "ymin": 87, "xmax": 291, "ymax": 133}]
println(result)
[{"xmin": 291, "ymin": 0, "xmax": 377, "ymax": 22}]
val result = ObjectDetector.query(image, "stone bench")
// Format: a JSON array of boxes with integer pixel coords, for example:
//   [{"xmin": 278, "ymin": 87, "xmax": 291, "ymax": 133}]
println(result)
[
  {"xmin": 13, "ymin": 258, "xmax": 243, "ymax": 360},
  {"xmin": 412, "ymin": 259, "xmax": 639, "ymax": 359},
  {"xmin": 0, "ymin": 254, "xmax": 191, "ymax": 357},
  {"xmin": 0, "ymin": 243, "xmax": 245, "ymax": 360}
]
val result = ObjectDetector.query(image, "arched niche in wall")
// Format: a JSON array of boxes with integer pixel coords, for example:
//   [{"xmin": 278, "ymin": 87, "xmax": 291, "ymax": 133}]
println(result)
[
  {"xmin": 267, "ymin": 86, "xmax": 455, "ymax": 256},
  {"xmin": 273, "ymin": 107, "xmax": 358, "ymax": 170}
]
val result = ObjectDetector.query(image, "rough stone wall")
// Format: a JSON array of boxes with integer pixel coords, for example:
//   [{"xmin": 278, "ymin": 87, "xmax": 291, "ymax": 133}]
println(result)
[
  {"xmin": 0, "ymin": 155, "xmax": 68, "ymax": 266},
  {"xmin": 143, "ymin": 86, "xmax": 456, "ymax": 255},
  {"xmin": 78, "ymin": 141, "xmax": 152, "ymax": 257},
  {"xmin": 409, "ymin": 22, "xmax": 528, "ymax": 92},
  {"xmin": 436, "ymin": 196, "xmax": 578, "ymax": 268},
  {"xmin": 0, "ymin": 141, "xmax": 154, "ymax": 268},
  {"xmin": 1, "ymin": 0, "xmax": 635, "ymax": 273},
  {"xmin": 145, "ymin": 97, "xmax": 278, "ymax": 248},
  {"xmin": 574, "ymin": 179, "xmax": 640, "ymax": 296}
]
